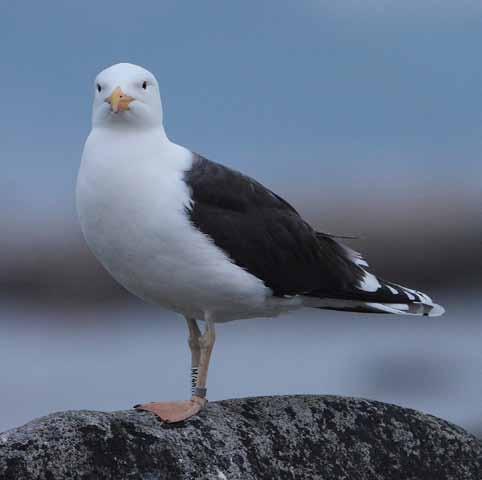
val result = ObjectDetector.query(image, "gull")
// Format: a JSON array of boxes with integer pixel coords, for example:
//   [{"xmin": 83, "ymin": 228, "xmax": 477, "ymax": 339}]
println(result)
[{"xmin": 76, "ymin": 63, "xmax": 444, "ymax": 423}]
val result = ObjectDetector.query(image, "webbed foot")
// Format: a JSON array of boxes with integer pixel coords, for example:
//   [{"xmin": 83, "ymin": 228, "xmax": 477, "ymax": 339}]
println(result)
[{"xmin": 134, "ymin": 396, "xmax": 206, "ymax": 423}]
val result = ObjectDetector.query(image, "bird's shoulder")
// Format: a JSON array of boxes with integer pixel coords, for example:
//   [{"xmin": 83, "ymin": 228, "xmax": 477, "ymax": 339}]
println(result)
[{"xmin": 184, "ymin": 153, "xmax": 299, "ymax": 215}]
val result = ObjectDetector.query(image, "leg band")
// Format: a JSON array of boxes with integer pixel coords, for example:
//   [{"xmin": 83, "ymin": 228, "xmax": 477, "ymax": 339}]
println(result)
[
  {"xmin": 193, "ymin": 387, "xmax": 207, "ymax": 398},
  {"xmin": 191, "ymin": 367, "xmax": 199, "ymax": 395}
]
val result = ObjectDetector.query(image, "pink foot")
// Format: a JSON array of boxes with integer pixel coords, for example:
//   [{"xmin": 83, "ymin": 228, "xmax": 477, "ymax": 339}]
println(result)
[{"xmin": 134, "ymin": 396, "xmax": 206, "ymax": 423}]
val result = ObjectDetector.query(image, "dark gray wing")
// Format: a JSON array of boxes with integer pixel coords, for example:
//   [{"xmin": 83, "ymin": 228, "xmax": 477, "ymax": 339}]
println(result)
[{"xmin": 184, "ymin": 154, "xmax": 364, "ymax": 297}]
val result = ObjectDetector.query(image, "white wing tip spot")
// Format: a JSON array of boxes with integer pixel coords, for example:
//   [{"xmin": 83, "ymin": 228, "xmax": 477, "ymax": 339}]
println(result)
[
  {"xmin": 359, "ymin": 271, "xmax": 382, "ymax": 292},
  {"xmin": 386, "ymin": 285, "xmax": 398, "ymax": 294}
]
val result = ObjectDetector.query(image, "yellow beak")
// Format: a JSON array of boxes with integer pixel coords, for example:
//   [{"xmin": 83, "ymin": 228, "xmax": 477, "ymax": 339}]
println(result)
[{"xmin": 105, "ymin": 87, "xmax": 134, "ymax": 113}]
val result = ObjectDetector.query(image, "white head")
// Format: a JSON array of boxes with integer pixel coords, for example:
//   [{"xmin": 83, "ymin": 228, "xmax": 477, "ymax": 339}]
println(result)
[{"xmin": 92, "ymin": 63, "xmax": 163, "ymax": 130}]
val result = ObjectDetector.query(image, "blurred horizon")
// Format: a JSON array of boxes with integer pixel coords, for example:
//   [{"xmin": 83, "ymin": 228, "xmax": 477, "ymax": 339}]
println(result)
[{"xmin": 1, "ymin": 1, "xmax": 481, "ymax": 436}]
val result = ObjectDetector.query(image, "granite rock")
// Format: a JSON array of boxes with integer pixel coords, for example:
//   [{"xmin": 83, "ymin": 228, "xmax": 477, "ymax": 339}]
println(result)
[{"xmin": 0, "ymin": 395, "xmax": 481, "ymax": 479}]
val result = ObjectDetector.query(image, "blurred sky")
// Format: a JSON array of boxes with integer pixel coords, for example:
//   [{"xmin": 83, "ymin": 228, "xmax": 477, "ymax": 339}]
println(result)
[{"xmin": 1, "ymin": 1, "xmax": 481, "ymax": 238}]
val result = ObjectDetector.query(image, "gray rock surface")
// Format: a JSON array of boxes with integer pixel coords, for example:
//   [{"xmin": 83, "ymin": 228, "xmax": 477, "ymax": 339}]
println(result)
[{"xmin": 0, "ymin": 395, "xmax": 480, "ymax": 480}]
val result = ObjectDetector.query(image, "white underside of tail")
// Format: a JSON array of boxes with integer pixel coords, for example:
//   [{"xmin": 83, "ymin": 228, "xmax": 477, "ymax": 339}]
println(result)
[
  {"xmin": 302, "ymin": 297, "xmax": 445, "ymax": 317},
  {"xmin": 363, "ymin": 300, "xmax": 445, "ymax": 316}
]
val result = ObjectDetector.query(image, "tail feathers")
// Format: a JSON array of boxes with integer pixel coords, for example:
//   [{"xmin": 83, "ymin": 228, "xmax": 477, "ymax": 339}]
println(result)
[
  {"xmin": 367, "ymin": 279, "xmax": 445, "ymax": 317},
  {"xmin": 310, "ymin": 234, "xmax": 445, "ymax": 317},
  {"xmin": 304, "ymin": 296, "xmax": 445, "ymax": 317}
]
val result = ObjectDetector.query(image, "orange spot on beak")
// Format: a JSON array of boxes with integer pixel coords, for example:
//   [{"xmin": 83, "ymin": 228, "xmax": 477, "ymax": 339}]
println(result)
[{"xmin": 105, "ymin": 87, "xmax": 134, "ymax": 113}]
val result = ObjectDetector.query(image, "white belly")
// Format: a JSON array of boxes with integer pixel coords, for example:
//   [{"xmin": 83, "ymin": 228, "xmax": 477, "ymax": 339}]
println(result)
[{"xmin": 76, "ymin": 131, "xmax": 277, "ymax": 321}]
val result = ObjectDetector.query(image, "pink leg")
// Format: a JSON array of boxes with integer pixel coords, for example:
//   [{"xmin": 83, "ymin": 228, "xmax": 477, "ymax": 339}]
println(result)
[{"xmin": 135, "ymin": 316, "xmax": 215, "ymax": 423}]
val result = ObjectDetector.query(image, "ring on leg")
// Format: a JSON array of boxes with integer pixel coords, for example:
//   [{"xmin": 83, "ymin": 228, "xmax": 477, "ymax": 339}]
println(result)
[
  {"xmin": 192, "ymin": 315, "xmax": 216, "ymax": 405},
  {"xmin": 191, "ymin": 367, "xmax": 199, "ymax": 395},
  {"xmin": 193, "ymin": 387, "xmax": 207, "ymax": 398},
  {"xmin": 186, "ymin": 317, "xmax": 201, "ymax": 396}
]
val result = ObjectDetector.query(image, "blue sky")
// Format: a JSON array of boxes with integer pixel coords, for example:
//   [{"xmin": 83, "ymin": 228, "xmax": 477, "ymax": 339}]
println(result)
[{"xmin": 1, "ymin": 1, "xmax": 481, "ymax": 235}]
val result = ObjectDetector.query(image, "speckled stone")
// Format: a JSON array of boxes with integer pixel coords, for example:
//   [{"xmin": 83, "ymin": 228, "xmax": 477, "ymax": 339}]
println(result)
[{"xmin": 0, "ymin": 395, "xmax": 480, "ymax": 479}]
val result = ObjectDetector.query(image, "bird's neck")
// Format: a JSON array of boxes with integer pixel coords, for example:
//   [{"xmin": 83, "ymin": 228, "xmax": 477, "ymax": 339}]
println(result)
[
  {"xmin": 92, "ymin": 122, "xmax": 168, "ymax": 140},
  {"xmin": 84, "ymin": 125, "xmax": 191, "ymax": 172}
]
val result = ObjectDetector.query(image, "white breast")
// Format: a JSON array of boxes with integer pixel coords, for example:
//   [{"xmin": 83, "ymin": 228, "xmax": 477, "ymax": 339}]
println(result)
[{"xmin": 76, "ymin": 128, "xmax": 274, "ymax": 321}]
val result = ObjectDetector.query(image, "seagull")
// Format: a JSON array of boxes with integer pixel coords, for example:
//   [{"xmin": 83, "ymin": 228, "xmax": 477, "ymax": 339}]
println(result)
[{"xmin": 76, "ymin": 63, "xmax": 445, "ymax": 423}]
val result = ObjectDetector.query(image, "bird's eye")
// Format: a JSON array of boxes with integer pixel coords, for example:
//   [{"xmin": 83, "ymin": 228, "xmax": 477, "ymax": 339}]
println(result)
[
  {"xmin": 142, "ymin": 81, "xmax": 147, "ymax": 90},
  {"xmin": 96, "ymin": 84, "xmax": 102, "ymax": 93}
]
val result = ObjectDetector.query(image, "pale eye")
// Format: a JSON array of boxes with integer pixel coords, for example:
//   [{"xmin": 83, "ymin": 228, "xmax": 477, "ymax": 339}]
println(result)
[
  {"xmin": 142, "ymin": 81, "xmax": 147, "ymax": 90},
  {"xmin": 96, "ymin": 84, "xmax": 102, "ymax": 93}
]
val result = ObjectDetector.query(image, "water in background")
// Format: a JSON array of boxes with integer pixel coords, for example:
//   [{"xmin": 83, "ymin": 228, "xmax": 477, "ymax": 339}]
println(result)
[{"xmin": 1, "ymin": 290, "xmax": 480, "ymax": 437}]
